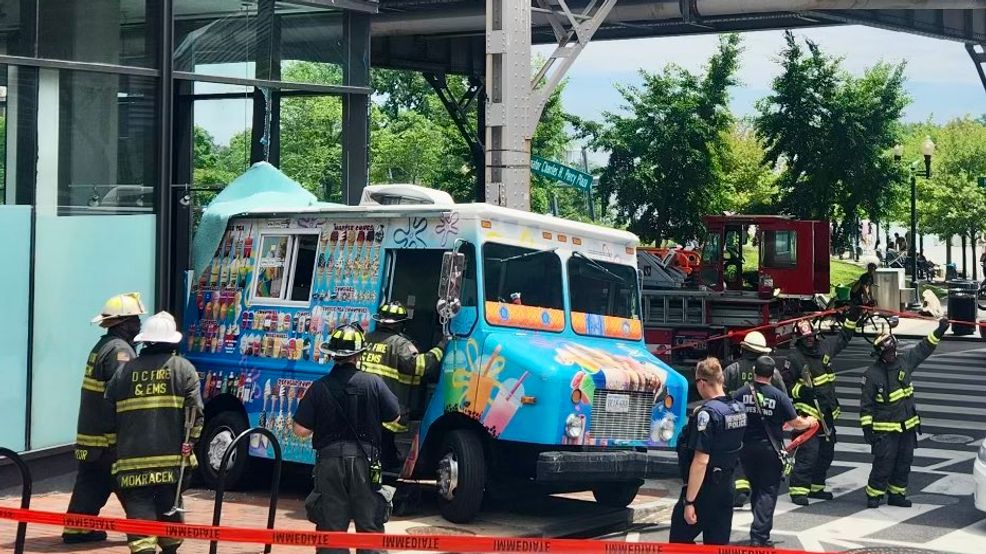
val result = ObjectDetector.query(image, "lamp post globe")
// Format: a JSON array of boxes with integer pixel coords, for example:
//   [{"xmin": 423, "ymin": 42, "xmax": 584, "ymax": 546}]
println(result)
[{"xmin": 921, "ymin": 136, "xmax": 935, "ymax": 178}]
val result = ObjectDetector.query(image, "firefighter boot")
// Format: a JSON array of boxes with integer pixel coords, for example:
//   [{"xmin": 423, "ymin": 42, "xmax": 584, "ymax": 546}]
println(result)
[
  {"xmin": 62, "ymin": 530, "xmax": 108, "ymax": 544},
  {"xmin": 791, "ymin": 495, "xmax": 809, "ymax": 506},
  {"xmin": 866, "ymin": 496, "xmax": 882, "ymax": 509},
  {"xmin": 887, "ymin": 494, "xmax": 912, "ymax": 507},
  {"xmin": 733, "ymin": 491, "xmax": 750, "ymax": 508},
  {"xmin": 808, "ymin": 488, "xmax": 834, "ymax": 501}
]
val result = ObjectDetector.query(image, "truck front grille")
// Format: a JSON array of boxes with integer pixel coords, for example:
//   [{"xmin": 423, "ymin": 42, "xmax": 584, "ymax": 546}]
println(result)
[{"xmin": 589, "ymin": 389, "xmax": 653, "ymax": 442}]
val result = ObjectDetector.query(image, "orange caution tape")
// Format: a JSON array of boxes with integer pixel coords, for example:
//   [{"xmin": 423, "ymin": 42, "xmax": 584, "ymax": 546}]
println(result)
[{"xmin": 0, "ymin": 505, "xmax": 822, "ymax": 553}]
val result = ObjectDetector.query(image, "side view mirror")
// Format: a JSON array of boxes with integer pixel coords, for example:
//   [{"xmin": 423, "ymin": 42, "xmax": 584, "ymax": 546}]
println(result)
[{"xmin": 437, "ymin": 251, "xmax": 466, "ymax": 320}]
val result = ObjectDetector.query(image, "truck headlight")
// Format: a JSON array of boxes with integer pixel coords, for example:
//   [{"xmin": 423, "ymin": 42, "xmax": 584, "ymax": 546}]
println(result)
[
  {"xmin": 978, "ymin": 442, "xmax": 986, "ymax": 464},
  {"xmin": 565, "ymin": 414, "xmax": 584, "ymax": 439}
]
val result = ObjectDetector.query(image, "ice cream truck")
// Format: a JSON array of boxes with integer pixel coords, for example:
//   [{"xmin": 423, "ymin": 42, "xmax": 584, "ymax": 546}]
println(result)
[{"xmin": 184, "ymin": 164, "xmax": 688, "ymax": 523}]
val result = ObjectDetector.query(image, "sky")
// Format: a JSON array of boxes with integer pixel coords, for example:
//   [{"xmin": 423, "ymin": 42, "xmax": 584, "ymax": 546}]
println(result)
[
  {"xmin": 198, "ymin": 25, "xmax": 985, "ymax": 147},
  {"xmin": 536, "ymin": 25, "xmax": 984, "ymax": 132}
]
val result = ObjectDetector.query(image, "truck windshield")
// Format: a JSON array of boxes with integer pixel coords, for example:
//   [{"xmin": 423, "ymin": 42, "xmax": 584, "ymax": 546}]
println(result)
[
  {"xmin": 568, "ymin": 255, "xmax": 640, "ymax": 320},
  {"xmin": 483, "ymin": 242, "xmax": 563, "ymax": 312}
]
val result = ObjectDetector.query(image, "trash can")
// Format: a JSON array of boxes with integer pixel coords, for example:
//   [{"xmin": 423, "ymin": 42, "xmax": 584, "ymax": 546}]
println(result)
[
  {"xmin": 946, "ymin": 280, "xmax": 978, "ymax": 336},
  {"xmin": 834, "ymin": 284, "xmax": 851, "ymax": 302}
]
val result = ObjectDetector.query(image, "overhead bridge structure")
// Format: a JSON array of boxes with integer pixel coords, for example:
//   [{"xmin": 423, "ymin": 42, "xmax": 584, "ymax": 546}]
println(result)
[{"xmin": 368, "ymin": 0, "xmax": 986, "ymax": 209}]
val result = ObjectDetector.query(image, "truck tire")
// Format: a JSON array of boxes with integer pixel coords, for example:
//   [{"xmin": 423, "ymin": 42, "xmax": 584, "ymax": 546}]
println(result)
[
  {"xmin": 436, "ymin": 429, "xmax": 486, "ymax": 523},
  {"xmin": 197, "ymin": 411, "xmax": 250, "ymax": 490},
  {"xmin": 592, "ymin": 481, "xmax": 641, "ymax": 508}
]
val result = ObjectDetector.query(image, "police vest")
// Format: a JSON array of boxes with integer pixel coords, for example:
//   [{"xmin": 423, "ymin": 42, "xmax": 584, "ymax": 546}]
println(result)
[
  {"xmin": 107, "ymin": 352, "xmax": 203, "ymax": 489},
  {"xmin": 75, "ymin": 335, "xmax": 134, "ymax": 463},
  {"xmin": 677, "ymin": 397, "xmax": 746, "ymax": 480}
]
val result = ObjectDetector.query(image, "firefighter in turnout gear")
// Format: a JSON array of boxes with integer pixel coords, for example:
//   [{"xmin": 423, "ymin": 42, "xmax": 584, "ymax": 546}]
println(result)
[
  {"xmin": 861, "ymin": 318, "xmax": 949, "ymax": 508},
  {"xmin": 670, "ymin": 358, "xmax": 747, "ymax": 546},
  {"xmin": 105, "ymin": 312, "xmax": 204, "ymax": 554},
  {"xmin": 783, "ymin": 307, "xmax": 860, "ymax": 505},
  {"xmin": 362, "ymin": 301, "xmax": 446, "ymax": 470},
  {"xmin": 62, "ymin": 292, "xmax": 146, "ymax": 544},
  {"xmin": 723, "ymin": 331, "xmax": 786, "ymax": 508}
]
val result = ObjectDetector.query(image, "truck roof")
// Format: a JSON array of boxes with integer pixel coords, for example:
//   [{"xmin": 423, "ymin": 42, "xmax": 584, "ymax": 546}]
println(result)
[{"xmin": 231, "ymin": 202, "xmax": 640, "ymax": 247}]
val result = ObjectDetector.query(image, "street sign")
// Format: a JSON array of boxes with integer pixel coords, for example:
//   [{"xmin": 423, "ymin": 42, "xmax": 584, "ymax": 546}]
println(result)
[{"xmin": 530, "ymin": 155, "xmax": 592, "ymax": 191}]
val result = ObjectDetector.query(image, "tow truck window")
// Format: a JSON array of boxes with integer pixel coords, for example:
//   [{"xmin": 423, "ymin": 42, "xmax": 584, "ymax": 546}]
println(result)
[
  {"xmin": 762, "ymin": 230, "xmax": 797, "ymax": 268},
  {"xmin": 701, "ymin": 232, "xmax": 721, "ymax": 262},
  {"xmin": 483, "ymin": 243, "xmax": 563, "ymax": 310},
  {"xmin": 252, "ymin": 232, "xmax": 318, "ymax": 304},
  {"xmin": 568, "ymin": 256, "xmax": 639, "ymax": 320}
]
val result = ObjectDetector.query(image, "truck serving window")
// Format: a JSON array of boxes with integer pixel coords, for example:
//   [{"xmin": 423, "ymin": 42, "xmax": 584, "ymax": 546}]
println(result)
[
  {"xmin": 761, "ymin": 230, "xmax": 797, "ymax": 268},
  {"xmin": 568, "ymin": 254, "xmax": 642, "ymax": 339},
  {"xmin": 252, "ymin": 232, "xmax": 318, "ymax": 304},
  {"xmin": 483, "ymin": 243, "xmax": 564, "ymax": 330}
]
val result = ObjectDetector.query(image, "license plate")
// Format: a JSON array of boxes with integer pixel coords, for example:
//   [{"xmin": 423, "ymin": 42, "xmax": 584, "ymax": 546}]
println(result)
[{"xmin": 605, "ymin": 394, "xmax": 630, "ymax": 413}]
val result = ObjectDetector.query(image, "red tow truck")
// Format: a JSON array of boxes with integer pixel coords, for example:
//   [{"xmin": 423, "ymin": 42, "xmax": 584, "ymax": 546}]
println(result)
[{"xmin": 637, "ymin": 215, "xmax": 831, "ymax": 367}]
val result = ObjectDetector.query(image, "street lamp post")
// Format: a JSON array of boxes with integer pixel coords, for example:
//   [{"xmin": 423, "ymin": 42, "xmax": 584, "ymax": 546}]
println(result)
[{"xmin": 907, "ymin": 137, "xmax": 935, "ymax": 303}]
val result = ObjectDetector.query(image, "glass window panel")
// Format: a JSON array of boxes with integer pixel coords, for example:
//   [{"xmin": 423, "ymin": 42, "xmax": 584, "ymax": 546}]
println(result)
[
  {"xmin": 255, "ymin": 234, "xmax": 290, "ymax": 300},
  {"xmin": 279, "ymin": 92, "xmax": 342, "ymax": 201},
  {"xmin": 40, "ymin": 71, "xmax": 158, "ymax": 215},
  {"xmin": 0, "ymin": 1, "xmax": 34, "ymax": 56},
  {"xmin": 762, "ymin": 230, "xmax": 797, "ymax": 268},
  {"xmin": 37, "ymin": 0, "xmax": 157, "ymax": 68},
  {"xmin": 289, "ymin": 233, "xmax": 317, "ymax": 302},
  {"xmin": 482, "ymin": 243, "xmax": 563, "ymax": 310},
  {"xmin": 568, "ymin": 256, "xmax": 639, "ymax": 320}
]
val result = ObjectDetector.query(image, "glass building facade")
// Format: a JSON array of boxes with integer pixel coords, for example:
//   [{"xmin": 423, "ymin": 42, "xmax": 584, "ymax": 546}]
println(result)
[{"xmin": 0, "ymin": 0, "xmax": 374, "ymax": 453}]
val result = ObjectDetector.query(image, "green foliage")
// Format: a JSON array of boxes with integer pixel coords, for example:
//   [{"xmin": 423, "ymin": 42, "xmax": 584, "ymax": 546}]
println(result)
[
  {"xmin": 589, "ymin": 34, "xmax": 741, "ymax": 243},
  {"xmin": 721, "ymin": 120, "xmax": 779, "ymax": 214}
]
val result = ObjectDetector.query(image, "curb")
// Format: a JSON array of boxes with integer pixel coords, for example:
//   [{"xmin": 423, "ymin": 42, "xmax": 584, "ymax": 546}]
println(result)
[{"xmin": 629, "ymin": 499, "xmax": 675, "ymax": 525}]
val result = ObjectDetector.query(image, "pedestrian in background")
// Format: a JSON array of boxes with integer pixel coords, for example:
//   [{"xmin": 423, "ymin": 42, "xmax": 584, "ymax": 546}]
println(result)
[
  {"xmin": 105, "ymin": 312, "xmax": 203, "ymax": 554},
  {"xmin": 722, "ymin": 331, "xmax": 786, "ymax": 508},
  {"xmin": 294, "ymin": 323, "xmax": 400, "ymax": 554},
  {"xmin": 734, "ymin": 356, "xmax": 818, "ymax": 547},
  {"xmin": 670, "ymin": 357, "xmax": 747, "ymax": 545},
  {"xmin": 861, "ymin": 319, "xmax": 949, "ymax": 508},
  {"xmin": 63, "ymin": 292, "xmax": 146, "ymax": 544}
]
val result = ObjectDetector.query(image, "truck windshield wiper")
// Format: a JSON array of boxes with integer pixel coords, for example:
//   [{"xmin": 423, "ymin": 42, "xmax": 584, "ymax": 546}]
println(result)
[
  {"xmin": 488, "ymin": 247, "xmax": 558, "ymax": 265},
  {"xmin": 572, "ymin": 251, "xmax": 626, "ymax": 283}
]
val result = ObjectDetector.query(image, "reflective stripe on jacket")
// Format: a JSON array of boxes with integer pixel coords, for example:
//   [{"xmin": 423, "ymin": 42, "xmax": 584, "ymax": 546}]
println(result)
[
  {"xmin": 859, "ymin": 332, "xmax": 938, "ymax": 433},
  {"xmin": 75, "ymin": 335, "xmax": 134, "ymax": 462},
  {"xmin": 361, "ymin": 329, "xmax": 443, "ymax": 431}
]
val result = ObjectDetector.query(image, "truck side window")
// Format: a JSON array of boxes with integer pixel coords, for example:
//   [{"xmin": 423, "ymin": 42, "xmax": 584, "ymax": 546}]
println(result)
[
  {"xmin": 459, "ymin": 242, "xmax": 478, "ymax": 307},
  {"xmin": 289, "ymin": 234, "xmax": 318, "ymax": 301},
  {"xmin": 255, "ymin": 234, "xmax": 291, "ymax": 300},
  {"xmin": 252, "ymin": 232, "xmax": 318, "ymax": 304},
  {"xmin": 762, "ymin": 230, "xmax": 797, "ymax": 268}
]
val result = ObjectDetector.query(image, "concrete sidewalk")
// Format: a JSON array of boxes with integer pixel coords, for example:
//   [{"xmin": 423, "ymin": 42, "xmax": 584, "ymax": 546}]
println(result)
[{"xmin": 0, "ymin": 481, "xmax": 677, "ymax": 553}]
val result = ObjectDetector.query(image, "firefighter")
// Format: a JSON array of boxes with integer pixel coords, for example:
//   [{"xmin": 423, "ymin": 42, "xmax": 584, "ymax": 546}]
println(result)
[
  {"xmin": 734, "ymin": 356, "xmax": 818, "ymax": 546},
  {"xmin": 861, "ymin": 318, "xmax": 949, "ymax": 508},
  {"xmin": 105, "ymin": 312, "xmax": 204, "ymax": 554},
  {"xmin": 670, "ymin": 357, "xmax": 747, "ymax": 546},
  {"xmin": 294, "ymin": 324, "xmax": 400, "ymax": 554},
  {"xmin": 723, "ymin": 331, "xmax": 786, "ymax": 508},
  {"xmin": 361, "ymin": 301, "xmax": 446, "ymax": 470},
  {"xmin": 62, "ymin": 292, "xmax": 146, "ymax": 544},
  {"xmin": 783, "ymin": 306, "xmax": 861, "ymax": 505}
]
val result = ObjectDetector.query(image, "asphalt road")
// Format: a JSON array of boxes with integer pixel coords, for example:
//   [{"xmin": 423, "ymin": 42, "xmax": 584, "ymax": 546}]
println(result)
[{"xmin": 617, "ymin": 338, "xmax": 986, "ymax": 553}]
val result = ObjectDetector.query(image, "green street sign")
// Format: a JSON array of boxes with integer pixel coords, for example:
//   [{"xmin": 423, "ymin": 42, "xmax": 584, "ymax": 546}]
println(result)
[{"xmin": 531, "ymin": 155, "xmax": 593, "ymax": 191}]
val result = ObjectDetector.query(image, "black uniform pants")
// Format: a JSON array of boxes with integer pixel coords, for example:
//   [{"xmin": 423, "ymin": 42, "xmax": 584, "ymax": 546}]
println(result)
[
  {"xmin": 118, "ymin": 483, "xmax": 184, "ymax": 553},
  {"xmin": 311, "ymin": 454, "xmax": 385, "ymax": 554},
  {"xmin": 789, "ymin": 423, "xmax": 836, "ymax": 497},
  {"xmin": 867, "ymin": 430, "xmax": 917, "ymax": 498},
  {"xmin": 64, "ymin": 455, "xmax": 116, "ymax": 535},
  {"xmin": 669, "ymin": 468, "xmax": 734, "ymax": 545},
  {"xmin": 741, "ymin": 441, "xmax": 783, "ymax": 543}
]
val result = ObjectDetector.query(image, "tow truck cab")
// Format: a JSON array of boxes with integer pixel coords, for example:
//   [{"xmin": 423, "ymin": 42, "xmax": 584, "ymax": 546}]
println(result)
[
  {"xmin": 184, "ymin": 165, "xmax": 688, "ymax": 524},
  {"xmin": 638, "ymin": 215, "xmax": 830, "ymax": 367}
]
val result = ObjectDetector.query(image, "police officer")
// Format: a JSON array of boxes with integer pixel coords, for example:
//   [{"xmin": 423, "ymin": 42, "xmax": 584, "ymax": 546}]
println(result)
[
  {"xmin": 670, "ymin": 357, "xmax": 747, "ymax": 546},
  {"xmin": 105, "ymin": 312, "xmax": 204, "ymax": 554},
  {"xmin": 62, "ymin": 292, "xmax": 146, "ymax": 544},
  {"xmin": 723, "ymin": 331, "xmax": 786, "ymax": 507},
  {"xmin": 294, "ymin": 324, "xmax": 400, "ymax": 554},
  {"xmin": 361, "ymin": 301, "xmax": 446, "ymax": 470},
  {"xmin": 861, "ymin": 318, "xmax": 949, "ymax": 508},
  {"xmin": 734, "ymin": 356, "xmax": 818, "ymax": 546},
  {"xmin": 783, "ymin": 307, "xmax": 860, "ymax": 505}
]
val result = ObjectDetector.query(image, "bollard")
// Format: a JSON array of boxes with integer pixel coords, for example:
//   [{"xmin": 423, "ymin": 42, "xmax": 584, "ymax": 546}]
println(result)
[
  {"xmin": 0, "ymin": 447, "xmax": 33, "ymax": 554},
  {"xmin": 209, "ymin": 428, "xmax": 282, "ymax": 554}
]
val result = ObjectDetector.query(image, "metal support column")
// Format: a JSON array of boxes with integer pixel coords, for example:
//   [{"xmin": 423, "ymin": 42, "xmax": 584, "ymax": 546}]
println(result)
[
  {"xmin": 342, "ymin": 12, "xmax": 370, "ymax": 205},
  {"xmin": 156, "ymin": 0, "xmax": 175, "ymax": 312},
  {"xmin": 966, "ymin": 42, "xmax": 986, "ymax": 96},
  {"xmin": 485, "ymin": 0, "xmax": 616, "ymax": 210},
  {"xmin": 251, "ymin": 0, "xmax": 281, "ymax": 165},
  {"xmin": 424, "ymin": 73, "xmax": 485, "ymax": 201}
]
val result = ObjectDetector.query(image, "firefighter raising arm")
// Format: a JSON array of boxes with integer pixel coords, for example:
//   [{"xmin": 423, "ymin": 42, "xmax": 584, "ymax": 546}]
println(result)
[{"xmin": 900, "ymin": 318, "xmax": 950, "ymax": 377}]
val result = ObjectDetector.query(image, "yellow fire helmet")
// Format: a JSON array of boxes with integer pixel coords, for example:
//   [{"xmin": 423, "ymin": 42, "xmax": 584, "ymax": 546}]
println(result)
[{"xmin": 91, "ymin": 292, "xmax": 147, "ymax": 325}]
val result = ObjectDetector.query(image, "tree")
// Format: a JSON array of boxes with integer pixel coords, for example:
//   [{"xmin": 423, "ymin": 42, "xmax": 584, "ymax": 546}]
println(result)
[
  {"xmin": 588, "ymin": 34, "xmax": 741, "ymax": 243},
  {"xmin": 720, "ymin": 119, "xmax": 778, "ymax": 214},
  {"xmin": 755, "ymin": 32, "xmax": 908, "ymax": 252}
]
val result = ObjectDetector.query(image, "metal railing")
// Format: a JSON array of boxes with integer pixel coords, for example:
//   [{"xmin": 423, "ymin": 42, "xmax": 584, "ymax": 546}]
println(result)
[
  {"xmin": 0, "ymin": 447, "xmax": 33, "ymax": 554},
  {"xmin": 209, "ymin": 428, "xmax": 282, "ymax": 554}
]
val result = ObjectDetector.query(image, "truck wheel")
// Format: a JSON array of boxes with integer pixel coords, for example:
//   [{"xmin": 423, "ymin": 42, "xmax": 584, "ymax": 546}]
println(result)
[
  {"xmin": 436, "ymin": 429, "xmax": 486, "ymax": 523},
  {"xmin": 592, "ymin": 481, "xmax": 641, "ymax": 508},
  {"xmin": 197, "ymin": 411, "xmax": 250, "ymax": 490}
]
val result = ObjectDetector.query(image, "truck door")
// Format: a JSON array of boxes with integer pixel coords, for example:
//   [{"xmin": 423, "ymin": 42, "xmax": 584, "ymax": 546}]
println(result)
[
  {"xmin": 698, "ymin": 229, "xmax": 723, "ymax": 291},
  {"xmin": 758, "ymin": 220, "xmax": 811, "ymax": 296},
  {"xmin": 812, "ymin": 221, "xmax": 831, "ymax": 294}
]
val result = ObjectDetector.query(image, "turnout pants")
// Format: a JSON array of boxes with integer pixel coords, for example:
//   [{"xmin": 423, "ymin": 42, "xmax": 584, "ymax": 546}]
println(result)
[
  {"xmin": 64, "ymin": 455, "xmax": 116, "ymax": 536},
  {"xmin": 741, "ymin": 441, "xmax": 783, "ymax": 544},
  {"xmin": 733, "ymin": 463, "xmax": 751, "ymax": 501},
  {"xmin": 866, "ymin": 429, "xmax": 917, "ymax": 499},
  {"xmin": 669, "ymin": 468, "xmax": 734, "ymax": 545},
  {"xmin": 118, "ymin": 483, "xmax": 184, "ymax": 553},
  {"xmin": 789, "ymin": 423, "xmax": 836, "ymax": 498},
  {"xmin": 311, "ymin": 454, "xmax": 385, "ymax": 554}
]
